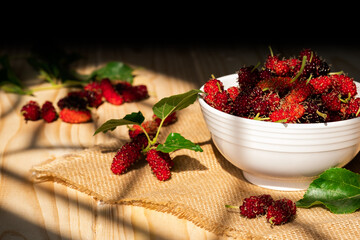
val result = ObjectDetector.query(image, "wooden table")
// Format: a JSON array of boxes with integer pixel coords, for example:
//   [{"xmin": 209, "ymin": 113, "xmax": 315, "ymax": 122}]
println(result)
[{"xmin": 1, "ymin": 42, "xmax": 360, "ymax": 239}]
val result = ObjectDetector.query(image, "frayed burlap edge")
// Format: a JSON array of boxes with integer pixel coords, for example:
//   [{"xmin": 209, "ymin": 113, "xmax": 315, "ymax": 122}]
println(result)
[{"xmin": 32, "ymin": 167, "xmax": 261, "ymax": 240}]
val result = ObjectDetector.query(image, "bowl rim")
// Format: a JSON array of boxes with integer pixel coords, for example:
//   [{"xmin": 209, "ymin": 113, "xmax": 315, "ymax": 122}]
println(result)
[{"xmin": 198, "ymin": 73, "xmax": 360, "ymax": 129}]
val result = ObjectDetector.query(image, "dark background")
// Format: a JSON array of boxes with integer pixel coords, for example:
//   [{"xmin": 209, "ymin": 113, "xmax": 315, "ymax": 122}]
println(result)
[{"xmin": 2, "ymin": 7, "xmax": 360, "ymax": 86}]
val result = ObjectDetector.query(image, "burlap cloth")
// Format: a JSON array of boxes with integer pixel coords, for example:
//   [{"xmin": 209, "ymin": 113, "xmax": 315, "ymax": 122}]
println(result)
[{"xmin": 31, "ymin": 70, "xmax": 360, "ymax": 240}]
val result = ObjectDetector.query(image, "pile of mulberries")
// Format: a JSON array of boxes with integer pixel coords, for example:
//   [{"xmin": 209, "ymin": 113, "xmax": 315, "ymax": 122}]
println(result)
[
  {"xmin": 111, "ymin": 112, "xmax": 178, "ymax": 181},
  {"xmin": 226, "ymin": 194, "xmax": 297, "ymax": 226},
  {"xmin": 21, "ymin": 100, "xmax": 58, "ymax": 123},
  {"xmin": 203, "ymin": 48, "xmax": 360, "ymax": 123},
  {"xmin": 20, "ymin": 79, "xmax": 148, "ymax": 124}
]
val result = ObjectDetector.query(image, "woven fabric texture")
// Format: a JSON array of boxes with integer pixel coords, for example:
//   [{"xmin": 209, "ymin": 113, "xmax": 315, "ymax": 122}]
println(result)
[{"xmin": 32, "ymin": 70, "xmax": 360, "ymax": 239}]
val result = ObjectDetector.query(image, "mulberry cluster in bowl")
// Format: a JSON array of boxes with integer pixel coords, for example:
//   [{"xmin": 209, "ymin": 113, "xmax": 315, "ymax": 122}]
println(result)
[
  {"xmin": 198, "ymin": 49, "xmax": 360, "ymax": 191},
  {"xmin": 203, "ymin": 48, "xmax": 360, "ymax": 123}
]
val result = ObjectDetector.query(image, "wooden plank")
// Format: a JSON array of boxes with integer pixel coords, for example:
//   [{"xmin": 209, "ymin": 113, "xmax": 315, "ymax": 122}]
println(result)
[
  {"xmin": 5, "ymin": 43, "xmax": 359, "ymax": 239},
  {"xmin": 0, "ymin": 46, "xmax": 224, "ymax": 239}
]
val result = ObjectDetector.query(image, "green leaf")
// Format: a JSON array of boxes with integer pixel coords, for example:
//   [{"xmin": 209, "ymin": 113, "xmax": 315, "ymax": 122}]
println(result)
[
  {"xmin": 122, "ymin": 111, "xmax": 145, "ymax": 124},
  {"xmin": 0, "ymin": 55, "xmax": 23, "ymax": 87},
  {"xmin": 156, "ymin": 133, "xmax": 203, "ymax": 153},
  {"xmin": 90, "ymin": 61, "xmax": 134, "ymax": 84},
  {"xmin": 93, "ymin": 111, "xmax": 145, "ymax": 135},
  {"xmin": 27, "ymin": 45, "xmax": 83, "ymax": 84},
  {"xmin": 1, "ymin": 83, "xmax": 32, "ymax": 95},
  {"xmin": 296, "ymin": 168, "xmax": 360, "ymax": 214},
  {"xmin": 153, "ymin": 89, "xmax": 202, "ymax": 120},
  {"xmin": 0, "ymin": 55, "xmax": 30, "ymax": 95}
]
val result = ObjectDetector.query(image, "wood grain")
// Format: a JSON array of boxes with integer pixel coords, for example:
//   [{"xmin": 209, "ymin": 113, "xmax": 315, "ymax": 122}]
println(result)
[
  {"xmin": 2, "ymin": 44, "xmax": 360, "ymax": 239},
  {"xmin": 0, "ymin": 46, "xmax": 224, "ymax": 240}
]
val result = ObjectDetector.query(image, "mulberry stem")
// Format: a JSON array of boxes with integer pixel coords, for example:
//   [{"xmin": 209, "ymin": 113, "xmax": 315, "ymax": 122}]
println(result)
[
  {"xmin": 328, "ymin": 71, "xmax": 344, "ymax": 75},
  {"xmin": 356, "ymin": 107, "xmax": 360, "ymax": 117},
  {"xmin": 253, "ymin": 113, "xmax": 270, "ymax": 121},
  {"xmin": 139, "ymin": 125, "xmax": 153, "ymax": 152},
  {"xmin": 268, "ymin": 46, "xmax": 274, "ymax": 57},
  {"xmin": 251, "ymin": 62, "xmax": 261, "ymax": 73},
  {"xmin": 291, "ymin": 56, "xmax": 307, "ymax": 83},
  {"xmin": 305, "ymin": 74, "xmax": 313, "ymax": 85},
  {"xmin": 225, "ymin": 205, "xmax": 239, "ymax": 209},
  {"xmin": 339, "ymin": 93, "xmax": 351, "ymax": 103},
  {"xmin": 148, "ymin": 116, "xmax": 166, "ymax": 149},
  {"xmin": 309, "ymin": 51, "xmax": 314, "ymax": 63},
  {"xmin": 316, "ymin": 110, "xmax": 328, "ymax": 120},
  {"xmin": 30, "ymin": 80, "xmax": 85, "ymax": 92}
]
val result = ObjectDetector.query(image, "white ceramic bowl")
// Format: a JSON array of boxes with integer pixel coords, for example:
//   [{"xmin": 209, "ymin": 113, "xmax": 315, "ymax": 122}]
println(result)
[{"xmin": 199, "ymin": 74, "xmax": 360, "ymax": 191}]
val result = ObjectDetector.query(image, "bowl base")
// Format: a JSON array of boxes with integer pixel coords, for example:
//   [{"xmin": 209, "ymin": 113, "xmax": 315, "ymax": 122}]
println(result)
[{"xmin": 243, "ymin": 171, "xmax": 315, "ymax": 191}]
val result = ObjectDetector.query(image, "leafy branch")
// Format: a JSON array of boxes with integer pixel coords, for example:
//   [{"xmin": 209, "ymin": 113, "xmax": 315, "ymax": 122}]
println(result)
[
  {"xmin": 94, "ymin": 89, "xmax": 203, "ymax": 154},
  {"xmin": 0, "ymin": 46, "xmax": 135, "ymax": 95},
  {"xmin": 27, "ymin": 45, "xmax": 84, "ymax": 85},
  {"xmin": 0, "ymin": 55, "xmax": 32, "ymax": 95}
]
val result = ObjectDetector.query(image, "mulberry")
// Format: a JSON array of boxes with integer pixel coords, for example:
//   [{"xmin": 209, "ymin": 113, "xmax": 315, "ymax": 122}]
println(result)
[
  {"xmin": 204, "ymin": 77, "xmax": 223, "ymax": 96},
  {"xmin": 240, "ymin": 195, "xmax": 274, "ymax": 218},
  {"xmin": 59, "ymin": 108, "xmax": 91, "ymax": 124},
  {"xmin": 308, "ymin": 75, "xmax": 332, "ymax": 94},
  {"xmin": 41, "ymin": 101, "xmax": 58, "ymax": 123},
  {"xmin": 128, "ymin": 120, "xmax": 158, "ymax": 139},
  {"xmin": 331, "ymin": 74, "xmax": 357, "ymax": 97},
  {"xmin": 146, "ymin": 149, "xmax": 173, "ymax": 181},
  {"xmin": 100, "ymin": 78, "xmax": 124, "ymax": 105},
  {"xmin": 21, "ymin": 100, "xmax": 41, "ymax": 121},
  {"xmin": 111, "ymin": 142, "xmax": 142, "ymax": 175},
  {"xmin": 266, "ymin": 199, "xmax": 296, "ymax": 225}
]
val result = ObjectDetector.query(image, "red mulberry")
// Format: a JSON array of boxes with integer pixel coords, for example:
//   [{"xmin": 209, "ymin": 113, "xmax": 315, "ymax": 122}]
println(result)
[
  {"xmin": 21, "ymin": 100, "xmax": 41, "ymax": 122},
  {"xmin": 266, "ymin": 199, "xmax": 296, "ymax": 225},
  {"xmin": 41, "ymin": 101, "xmax": 58, "ymax": 123},
  {"xmin": 146, "ymin": 149, "xmax": 173, "ymax": 181},
  {"xmin": 111, "ymin": 142, "xmax": 142, "ymax": 175}
]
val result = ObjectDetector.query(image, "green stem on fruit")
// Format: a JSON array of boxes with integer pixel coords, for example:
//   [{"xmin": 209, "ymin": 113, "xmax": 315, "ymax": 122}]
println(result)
[
  {"xmin": 268, "ymin": 46, "xmax": 274, "ymax": 57},
  {"xmin": 225, "ymin": 205, "xmax": 239, "ymax": 209},
  {"xmin": 142, "ymin": 144, "xmax": 157, "ymax": 153},
  {"xmin": 251, "ymin": 62, "xmax": 261, "ymax": 73},
  {"xmin": 328, "ymin": 71, "xmax": 344, "ymax": 76},
  {"xmin": 316, "ymin": 110, "xmax": 328, "ymax": 120},
  {"xmin": 216, "ymin": 81, "xmax": 222, "ymax": 92},
  {"xmin": 141, "ymin": 124, "xmax": 155, "ymax": 153},
  {"xmin": 211, "ymin": 74, "xmax": 222, "ymax": 92},
  {"xmin": 148, "ymin": 116, "xmax": 166, "ymax": 149},
  {"xmin": 275, "ymin": 119, "xmax": 288, "ymax": 123},
  {"xmin": 290, "ymin": 56, "xmax": 307, "ymax": 83},
  {"xmin": 356, "ymin": 107, "xmax": 360, "ymax": 117},
  {"xmin": 309, "ymin": 51, "xmax": 314, "ymax": 63},
  {"xmin": 268, "ymin": 217, "xmax": 276, "ymax": 226},
  {"xmin": 39, "ymin": 69, "xmax": 57, "ymax": 85},
  {"xmin": 339, "ymin": 93, "xmax": 351, "ymax": 104},
  {"xmin": 127, "ymin": 124, "xmax": 152, "ymax": 149},
  {"xmin": 30, "ymin": 84, "xmax": 66, "ymax": 92},
  {"xmin": 305, "ymin": 74, "xmax": 313, "ymax": 85},
  {"xmin": 29, "ymin": 80, "xmax": 85, "ymax": 92},
  {"xmin": 253, "ymin": 113, "xmax": 270, "ymax": 121}
]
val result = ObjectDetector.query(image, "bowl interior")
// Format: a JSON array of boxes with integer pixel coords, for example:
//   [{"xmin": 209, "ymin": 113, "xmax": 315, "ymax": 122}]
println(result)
[
  {"xmin": 199, "ymin": 73, "xmax": 360, "ymax": 130},
  {"xmin": 198, "ymin": 73, "xmax": 360, "ymax": 191}
]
